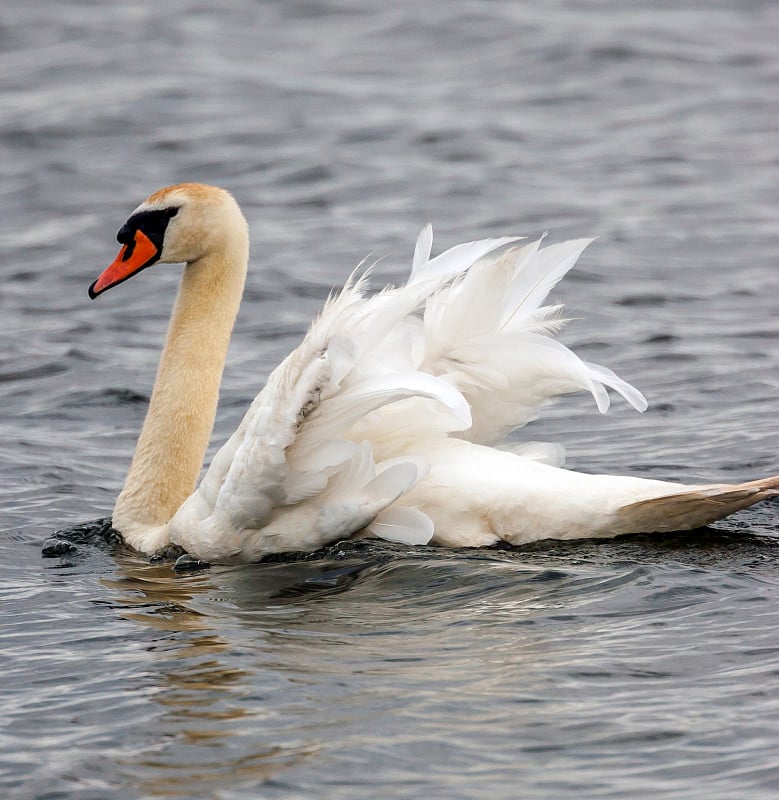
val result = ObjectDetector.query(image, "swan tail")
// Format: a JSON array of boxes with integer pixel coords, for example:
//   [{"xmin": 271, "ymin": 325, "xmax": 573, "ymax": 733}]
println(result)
[
  {"xmin": 418, "ymin": 236, "xmax": 646, "ymax": 444},
  {"xmin": 613, "ymin": 475, "xmax": 779, "ymax": 534}
]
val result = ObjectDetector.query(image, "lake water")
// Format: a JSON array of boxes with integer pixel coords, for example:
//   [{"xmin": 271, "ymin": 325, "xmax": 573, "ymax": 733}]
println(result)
[{"xmin": 1, "ymin": 2, "xmax": 778, "ymax": 798}]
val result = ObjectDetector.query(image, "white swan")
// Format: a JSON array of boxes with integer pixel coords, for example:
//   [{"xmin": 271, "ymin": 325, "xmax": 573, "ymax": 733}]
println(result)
[{"xmin": 88, "ymin": 183, "xmax": 778, "ymax": 563}]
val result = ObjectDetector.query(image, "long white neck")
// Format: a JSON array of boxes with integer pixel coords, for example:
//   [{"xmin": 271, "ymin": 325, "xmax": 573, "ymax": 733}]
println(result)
[{"xmin": 113, "ymin": 232, "xmax": 248, "ymax": 553}]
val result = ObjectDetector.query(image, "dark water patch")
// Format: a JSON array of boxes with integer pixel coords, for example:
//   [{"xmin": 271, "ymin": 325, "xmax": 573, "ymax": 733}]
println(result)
[
  {"xmin": 616, "ymin": 293, "xmax": 674, "ymax": 307},
  {"xmin": 339, "ymin": 125, "xmax": 403, "ymax": 144},
  {"xmin": 643, "ymin": 333, "xmax": 679, "ymax": 344},
  {"xmin": 60, "ymin": 387, "xmax": 149, "ymax": 407},
  {"xmin": 279, "ymin": 164, "xmax": 334, "ymax": 185},
  {"xmin": 0, "ymin": 358, "xmax": 68, "ymax": 384},
  {"xmin": 589, "ymin": 44, "xmax": 641, "ymax": 63}
]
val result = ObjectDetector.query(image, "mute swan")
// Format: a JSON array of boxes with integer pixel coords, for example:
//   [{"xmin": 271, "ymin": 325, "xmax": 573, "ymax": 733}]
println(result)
[{"xmin": 88, "ymin": 183, "xmax": 777, "ymax": 563}]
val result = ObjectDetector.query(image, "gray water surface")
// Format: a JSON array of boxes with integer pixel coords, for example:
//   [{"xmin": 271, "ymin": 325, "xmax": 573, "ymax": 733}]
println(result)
[{"xmin": 1, "ymin": 2, "xmax": 778, "ymax": 798}]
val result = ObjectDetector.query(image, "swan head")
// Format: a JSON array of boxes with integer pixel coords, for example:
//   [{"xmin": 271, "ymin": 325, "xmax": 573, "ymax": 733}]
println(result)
[{"xmin": 89, "ymin": 183, "xmax": 248, "ymax": 298}]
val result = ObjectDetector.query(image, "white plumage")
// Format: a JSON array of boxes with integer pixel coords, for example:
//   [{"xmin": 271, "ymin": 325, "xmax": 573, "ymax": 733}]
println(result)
[{"xmin": 88, "ymin": 183, "xmax": 778, "ymax": 563}]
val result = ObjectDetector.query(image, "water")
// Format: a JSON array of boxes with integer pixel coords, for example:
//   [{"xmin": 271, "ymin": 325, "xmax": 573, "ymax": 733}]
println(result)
[{"xmin": 1, "ymin": 1, "xmax": 778, "ymax": 797}]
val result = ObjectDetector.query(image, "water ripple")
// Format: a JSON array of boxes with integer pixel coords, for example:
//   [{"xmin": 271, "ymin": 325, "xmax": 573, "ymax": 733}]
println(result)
[{"xmin": 1, "ymin": 1, "xmax": 778, "ymax": 798}]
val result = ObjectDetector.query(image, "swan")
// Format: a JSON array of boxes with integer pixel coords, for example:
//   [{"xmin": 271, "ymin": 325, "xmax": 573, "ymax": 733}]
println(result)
[{"xmin": 87, "ymin": 182, "xmax": 778, "ymax": 563}]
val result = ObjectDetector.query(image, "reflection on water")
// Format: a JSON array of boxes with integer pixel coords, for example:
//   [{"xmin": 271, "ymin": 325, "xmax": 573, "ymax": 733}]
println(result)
[
  {"xmin": 102, "ymin": 562, "xmax": 317, "ymax": 797},
  {"xmin": 81, "ymin": 534, "xmax": 779, "ymax": 798}
]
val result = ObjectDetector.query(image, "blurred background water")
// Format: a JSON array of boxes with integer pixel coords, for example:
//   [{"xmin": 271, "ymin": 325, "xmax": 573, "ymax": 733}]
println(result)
[{"xmin": 1, "ymin": 1, "xmax": 778, "ymax": 798}]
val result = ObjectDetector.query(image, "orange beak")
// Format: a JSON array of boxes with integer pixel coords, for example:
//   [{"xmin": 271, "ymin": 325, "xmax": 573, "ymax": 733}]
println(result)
[{"xmin": 89, "ymin": 229, "xmax": 160, "ymax": 298}]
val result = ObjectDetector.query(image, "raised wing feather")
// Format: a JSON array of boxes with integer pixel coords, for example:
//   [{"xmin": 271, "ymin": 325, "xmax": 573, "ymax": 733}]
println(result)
[{"xmin": 415, "ymin": 237, "xmax": 646, "ymax": 444}]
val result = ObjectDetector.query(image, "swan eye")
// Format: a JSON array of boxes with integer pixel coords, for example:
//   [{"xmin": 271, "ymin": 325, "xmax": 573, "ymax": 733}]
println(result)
[
  {"xmin": 117, "ymin": 206, "xmax": 179, "ymax": 251},
  {"xmin": 116, "ymin": 224, "xmax": 134, "ymax": 246}
]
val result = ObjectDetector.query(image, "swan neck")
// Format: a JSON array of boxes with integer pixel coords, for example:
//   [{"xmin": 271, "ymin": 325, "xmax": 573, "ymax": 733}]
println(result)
[{"xmin": 113, "ymin": 237, "xmax": 248, "ymax": 553}]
